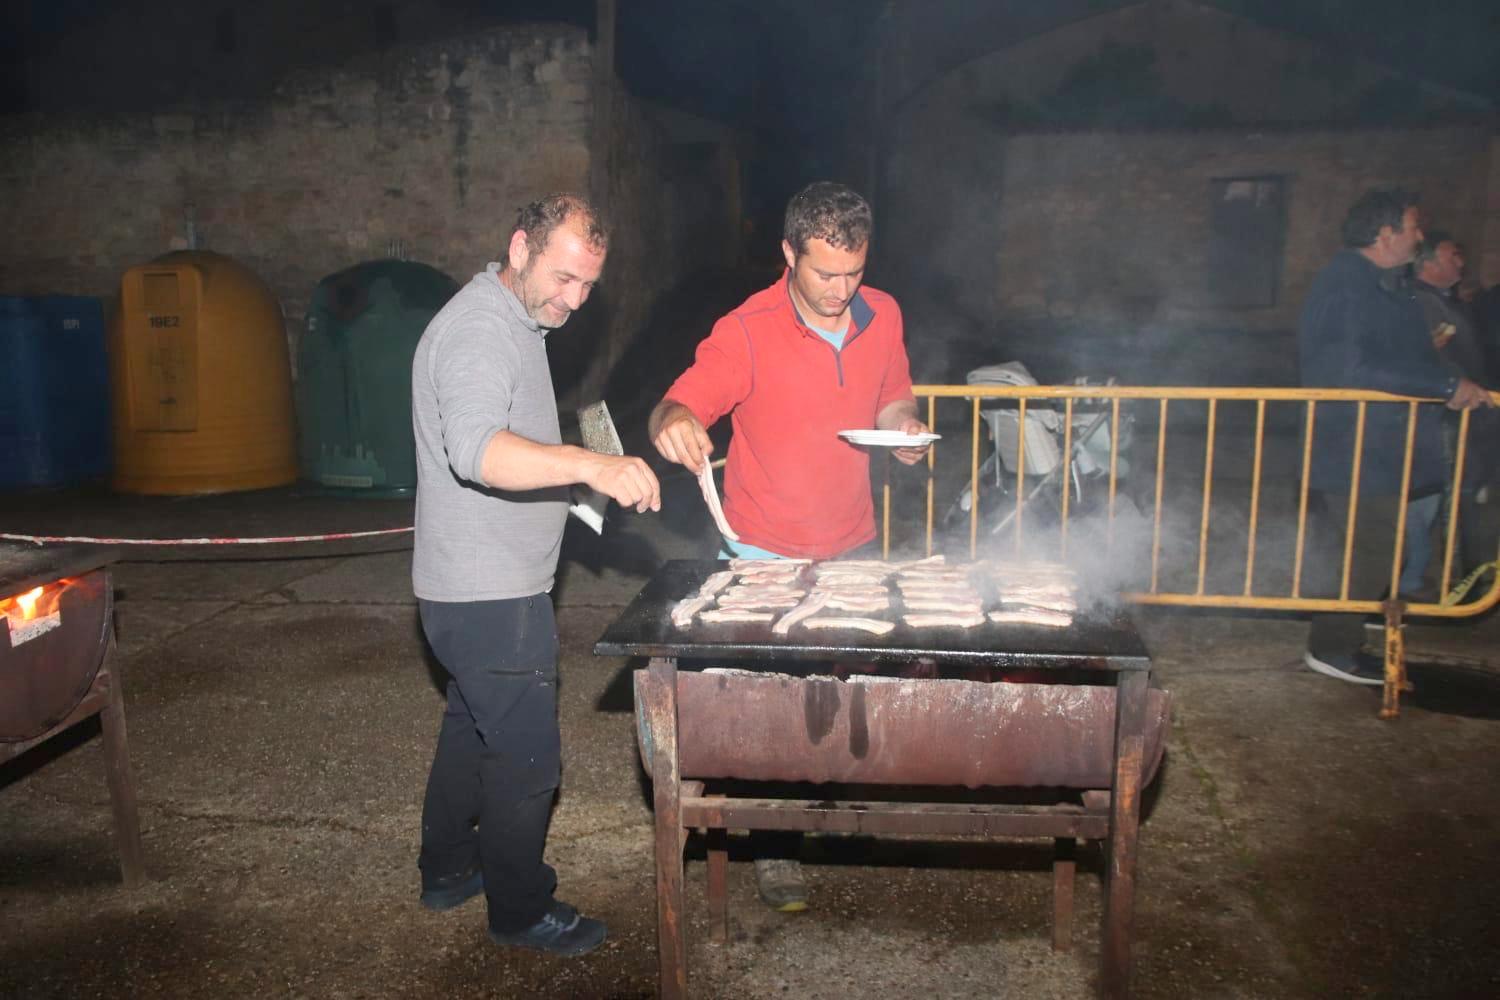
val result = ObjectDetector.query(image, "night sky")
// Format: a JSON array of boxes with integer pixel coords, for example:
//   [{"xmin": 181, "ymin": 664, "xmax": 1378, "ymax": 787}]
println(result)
[{"xmin": 5, "ymin": 1, "xmax": 1497, "ymax": 124}]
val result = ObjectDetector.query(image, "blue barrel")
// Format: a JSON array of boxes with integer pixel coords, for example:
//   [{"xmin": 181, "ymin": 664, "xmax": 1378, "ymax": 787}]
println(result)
[{"xmin": 0, "ymin": 296, "xmax": 111, "ymax": 490}]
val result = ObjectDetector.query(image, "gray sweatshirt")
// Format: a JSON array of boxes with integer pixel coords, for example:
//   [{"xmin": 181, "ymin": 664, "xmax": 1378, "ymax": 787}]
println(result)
[{"xmin": 411, "ymin": 263, "xmax": 567, "ymax": 601}]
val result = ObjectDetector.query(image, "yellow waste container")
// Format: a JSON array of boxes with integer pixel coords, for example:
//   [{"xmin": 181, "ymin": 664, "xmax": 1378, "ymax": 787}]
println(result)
[{"xmin": 107, "ymin": 251, "xmax": 297, "ymax": 494}]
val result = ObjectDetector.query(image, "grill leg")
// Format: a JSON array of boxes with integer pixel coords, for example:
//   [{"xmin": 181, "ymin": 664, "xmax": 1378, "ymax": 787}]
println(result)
[
  {"xmin": 98, "ymin": 645, "xmax": 144, "ymax": 889},
  {"xmin": 1102, "ymin": 668, "xmax": 1148, "ymax": 999},
  {"xmin": 706, "ymin": 824, "xmax": 729, "ymax": 943},
  {"xmin": 1052, "ymin": 836, "xmax": 1076, "ymax": 952},
  {"xmin": 646, "ymin": 658, "xmax": 688, "ymax": 1000}
]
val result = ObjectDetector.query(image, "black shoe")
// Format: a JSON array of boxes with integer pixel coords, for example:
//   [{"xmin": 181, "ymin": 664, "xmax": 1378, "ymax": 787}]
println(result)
[
  {"xmin": 420, "ymin": 867, "xmax": 483, "ymax": 911},
  {"xmin": 1302, "ymin": 649, "xmax": 1385, "ymax": 686},
  {"xmin": 489, "ymin": 900, "xmax": 607, "ymax": 957}
]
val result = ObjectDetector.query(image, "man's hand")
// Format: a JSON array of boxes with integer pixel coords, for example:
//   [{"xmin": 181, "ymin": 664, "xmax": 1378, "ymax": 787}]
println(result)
[
  {"xmin": 1447, "ymin": 378, "xmax": 1494, "ymax": 411},
  {"xmin": 888, "ymin": 415, "xmax": 932, "ymax": 466},
  {"xmin": 649, "ymin": 400, "xmax": 714, "ymax": 474},
  {"xmin": 583, "ymin": 453, "xmax": 662, "ymax": 513},
  {"xmin": 876, "ymin": 400, "xmax": 931, "ymax": 466}
]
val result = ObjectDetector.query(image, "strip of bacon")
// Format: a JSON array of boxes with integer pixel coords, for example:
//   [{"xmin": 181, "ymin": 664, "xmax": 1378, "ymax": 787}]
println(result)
[
  {"xmin": 897, "ymin": 568, "xmax": 973, "ymax": 581},
  {"xmin": 902, "ymin": 611, "xmax": 986, "ymax": 628},
  {"xmin": 698, "ymin": 608, "xmax": 776, "ymax": 624},
  {"xmin": 720, "ymin": 585, "xmax": 806, "ymax": 600},
  {"xmin": 716, "ymin": 595, "xmax": 805, "ymax": 610},
  {"xmin": 823, "ymin": 595, "xmax": 891, "ymax": 613},
  {"xmin": 998, "ymin": 597, "xmax": 1078, "ymax": 613},
  {"xmin": 698, "ymin": 463, "xmax": 739, "ymax": 542},
  {"xmin": 730, "ymin": 558, "xmax": 810, "ymax": 570},
  {"xmin": 772, "ymin": 592, "xmax": 830, "ymax": 635},
  {"xmin": 895, "ymin": 582, "xmax": 981, "ymax": 595},
  {"xmin": 810, "ymin": 585, "xmax": 892, "ymax": 600},
  {"xmin": 901, "ymin": 596, "xmax": 983, "ymax": 614},
  {"xmin": 801, "ymin": 616, "xmax": 896, "ymax": 635},
  {"xmin": 698, "ymin": 570, "xmax": 736, "ymax": 598},
  {"xmin": 996, "ymin": 587, "xmax": 1075, "ymax": 604},
  {"xmin": 729, "ymin": 566, "xmax": 804, "ymax": 581},
  {"xmin": 816, "ymin": 575, "xmax": 889, "ymax": 586},
  {"xmin": 671, "ymin": 596, "xmax": 710, "ymax": 628}
]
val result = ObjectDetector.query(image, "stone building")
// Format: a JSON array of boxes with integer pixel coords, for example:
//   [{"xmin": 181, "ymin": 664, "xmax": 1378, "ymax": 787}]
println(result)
[
  {"xmin": 864, "ymin": 0, "xmax": 1499, "ymax": 388},
  {"xmin": 0, "ymin": 7, "xmax": 743, "ymax": 409}
]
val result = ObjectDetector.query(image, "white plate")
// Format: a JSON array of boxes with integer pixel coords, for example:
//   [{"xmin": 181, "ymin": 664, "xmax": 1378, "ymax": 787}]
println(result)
[{"xmin": 838, "ymin": 429, "xmax": 942, "ymax": 447}]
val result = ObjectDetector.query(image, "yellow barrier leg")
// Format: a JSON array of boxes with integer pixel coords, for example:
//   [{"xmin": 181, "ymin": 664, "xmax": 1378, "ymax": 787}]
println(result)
[{"xmin": 1379, "ymin": 602, "xmax": 1410, "ymax": 720}]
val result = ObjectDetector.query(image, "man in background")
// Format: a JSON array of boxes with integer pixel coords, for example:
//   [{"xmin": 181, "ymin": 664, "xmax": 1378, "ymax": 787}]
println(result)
[
  {"xmin": 1409, "ymin": 231, "xmax": 1498, "ymax": 588},
  {"xmin": 1298, "ymin": 189, "xmax": 1490, "ymax": 685}
]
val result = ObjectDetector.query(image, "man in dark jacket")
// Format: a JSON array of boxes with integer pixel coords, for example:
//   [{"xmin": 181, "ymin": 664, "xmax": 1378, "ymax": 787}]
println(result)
[
  {"xmin": 1297, "ymin": 189, "xmax": 1490, "ymax": 685},
  {"xmin": 1409, "ymin": 232, "xmax": 1499, "ymax": 586}
]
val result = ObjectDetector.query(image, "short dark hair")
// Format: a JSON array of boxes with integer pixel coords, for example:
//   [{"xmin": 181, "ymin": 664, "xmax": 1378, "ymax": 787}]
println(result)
[
  {"xmin": 783, "ymin": 182, "xmax": 873, "ymax": 255},
  {"xmin": 1341, "ymin": 188, "xmax": 1419, "ymax": 249},
  {"xmin": 1413, "ymin": 230, "xmax": 1454, "ymax": 270},
  {"xmin": 514, "ymin": 192, "xmax": 608, "ymax": 258}
]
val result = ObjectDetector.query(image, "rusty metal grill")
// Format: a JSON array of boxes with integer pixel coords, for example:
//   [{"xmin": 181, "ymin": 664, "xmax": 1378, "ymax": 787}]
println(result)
[
  {"xmin": 596, "ymin": 558, "xmax": 1161, "ymax": 999},
  {"xmin": 1, "ymin": 542, "xmax": 143, "ymax": 887}
]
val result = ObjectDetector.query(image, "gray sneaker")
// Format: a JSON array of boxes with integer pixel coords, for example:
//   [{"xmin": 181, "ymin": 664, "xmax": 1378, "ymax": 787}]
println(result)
[
  {"xmin": 1303, "ymin": 649, "xmax": 1385, "ymax": 686},
  {"xmin": 754, "ymin": 858, "xmax": 808, "ymax": 912},
  {"xmin": 489, "ymin": 900, "xmax": 606, "ymax": 957}
]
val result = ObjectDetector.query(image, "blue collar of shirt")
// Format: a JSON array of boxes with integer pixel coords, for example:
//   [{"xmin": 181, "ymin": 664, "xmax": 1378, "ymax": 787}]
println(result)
[{"xmin": 783, "ymin": 270, "xmax": 876, "ymax": 338}]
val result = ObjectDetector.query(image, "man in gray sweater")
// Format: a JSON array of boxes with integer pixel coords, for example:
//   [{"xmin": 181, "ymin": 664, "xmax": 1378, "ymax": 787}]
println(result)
[{"xmin": 410, "ymin": 193, "xmax": 659, "ymax": 956}]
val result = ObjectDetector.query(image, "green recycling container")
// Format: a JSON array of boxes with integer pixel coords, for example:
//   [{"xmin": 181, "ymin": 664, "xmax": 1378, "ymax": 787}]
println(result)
[{"xmin": 297, "ymin": 260, "xmax": 458, "ymax": 495}]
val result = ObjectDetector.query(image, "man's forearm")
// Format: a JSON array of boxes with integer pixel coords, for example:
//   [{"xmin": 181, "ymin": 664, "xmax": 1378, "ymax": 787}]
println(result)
[
  {"xmin": 477, "ymin": 430, "xmax": 596, "ymax": 491},
  {"xmin": 649, "ymin": 399, "xmax": 693, "ymax": 440},
  {"xmin": 875, "ymin": 399, "xmax": 920, "ymax": 430}
]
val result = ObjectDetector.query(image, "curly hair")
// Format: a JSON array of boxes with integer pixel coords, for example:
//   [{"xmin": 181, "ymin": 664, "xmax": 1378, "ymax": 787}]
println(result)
[
  {"xmin": 514, "ymin": 192, "xmax": 608, "ymax": 258},
  {"xmin": 783, "ymin": 182, "xmax": 873, "ymax": 256},
  {"xmin": 1341, "ymin": 188, "xmax": 1419, "ymax": 249}
]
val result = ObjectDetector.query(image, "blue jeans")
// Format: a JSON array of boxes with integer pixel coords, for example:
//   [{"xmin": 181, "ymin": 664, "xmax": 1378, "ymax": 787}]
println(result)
[{"xmin": 1399, "ymin": 493, "xmax": 1442, "ymax": 596}]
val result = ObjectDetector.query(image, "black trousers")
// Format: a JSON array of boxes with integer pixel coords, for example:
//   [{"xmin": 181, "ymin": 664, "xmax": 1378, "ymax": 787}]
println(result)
[{"xmin": 418, "ymin": 595, "xmax": 561, "ymax": 933}]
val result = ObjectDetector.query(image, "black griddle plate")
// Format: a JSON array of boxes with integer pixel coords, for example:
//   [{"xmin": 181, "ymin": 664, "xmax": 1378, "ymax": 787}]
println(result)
[{"xmin": 594, "ymin": 560, "xmax": 1149, "ymax": 675}]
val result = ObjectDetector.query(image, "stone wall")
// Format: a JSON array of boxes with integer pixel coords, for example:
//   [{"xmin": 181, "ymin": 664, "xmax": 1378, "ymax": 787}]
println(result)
[
  {"xmin": 0, "ymin": 22, "xmax": 740, "ymax": 407},
  {"xmin": 1483, "ymin": 135, "xmax": 1500, "ymax": 287},
  {"xmin": 878, "ymin": 121, "xmax": 1495, "ymax": 388}
]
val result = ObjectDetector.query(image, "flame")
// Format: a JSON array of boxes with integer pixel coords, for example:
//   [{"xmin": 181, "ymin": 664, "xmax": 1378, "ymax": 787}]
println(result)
[
  {"xmin": 2, "ymin": 581, "xmax": 67, "ymax": 622},
  {"xmin": 16, "ymin": 586, "xmax": 43, "ymax": 618}
]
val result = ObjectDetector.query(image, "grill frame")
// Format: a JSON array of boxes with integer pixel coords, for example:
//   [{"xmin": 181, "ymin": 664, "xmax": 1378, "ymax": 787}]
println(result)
[
  {"xmin": 1, "ymin": 543, "xmax": 143, "ymax": 888},
  {"xmin": 596, "ymin": 559, "xmax": 1158, "ymax": 1000}
]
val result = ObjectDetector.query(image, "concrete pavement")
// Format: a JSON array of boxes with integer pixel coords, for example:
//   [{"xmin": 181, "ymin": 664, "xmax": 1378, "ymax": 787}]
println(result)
[{"xmin": 3, "ymin": 483, "xmax": 1499, "ymax": 999}]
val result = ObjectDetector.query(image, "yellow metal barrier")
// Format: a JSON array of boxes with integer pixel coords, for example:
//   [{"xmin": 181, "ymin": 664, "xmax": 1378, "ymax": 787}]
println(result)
[{"xmin": 892, "ymin": 384, "xmax": 1500, "ymax": 719}]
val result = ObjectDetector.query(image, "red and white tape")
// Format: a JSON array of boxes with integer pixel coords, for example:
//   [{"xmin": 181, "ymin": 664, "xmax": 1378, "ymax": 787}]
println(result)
[{"xmin": 0, "ymin": 527, "xmax": 414, "ymax": 547}]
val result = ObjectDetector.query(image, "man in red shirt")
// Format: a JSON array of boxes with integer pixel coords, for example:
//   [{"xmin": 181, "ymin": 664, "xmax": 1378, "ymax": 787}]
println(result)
[
  {"xmin": 650, "ymin": 182, "xmax": 929, "ymax": 560},
  {"xmin": 648, "ymin": 182, "xmax": 929, "ymax": 908}
]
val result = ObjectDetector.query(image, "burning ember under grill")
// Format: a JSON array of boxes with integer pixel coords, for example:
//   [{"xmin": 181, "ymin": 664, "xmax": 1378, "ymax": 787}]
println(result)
[{"xmin": 1, "ymin": 542, "xmax": 143, "ymax": 887}]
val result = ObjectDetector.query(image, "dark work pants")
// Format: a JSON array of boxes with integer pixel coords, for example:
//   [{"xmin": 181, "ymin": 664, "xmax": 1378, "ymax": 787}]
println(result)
[
  {"xmin": 1304, "ymin": 492, "xmax": 1408, "ymax": 659},
  {"xmin": 418, "ymin": 595, "xmax": 561, "ymax": 933}
]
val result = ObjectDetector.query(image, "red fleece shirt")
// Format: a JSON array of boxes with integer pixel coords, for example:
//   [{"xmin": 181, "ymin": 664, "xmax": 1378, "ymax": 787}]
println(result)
[{"xmin": 664, "ymin": 273, "xmax": 915, "ymax": 558}]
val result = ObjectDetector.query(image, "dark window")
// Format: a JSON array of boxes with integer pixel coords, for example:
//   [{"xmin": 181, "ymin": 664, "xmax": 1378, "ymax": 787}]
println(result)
[
  {"xmin": 215, "ymin": 9, "xmax": 236, "ymax": 55},
  {"xmin": 1207, "ymin": 177, "xmax": 1285, "ymax": 308},
  {"xmin": 374, "ymin": 4, "xmax": 397, "ymax": 48}
]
